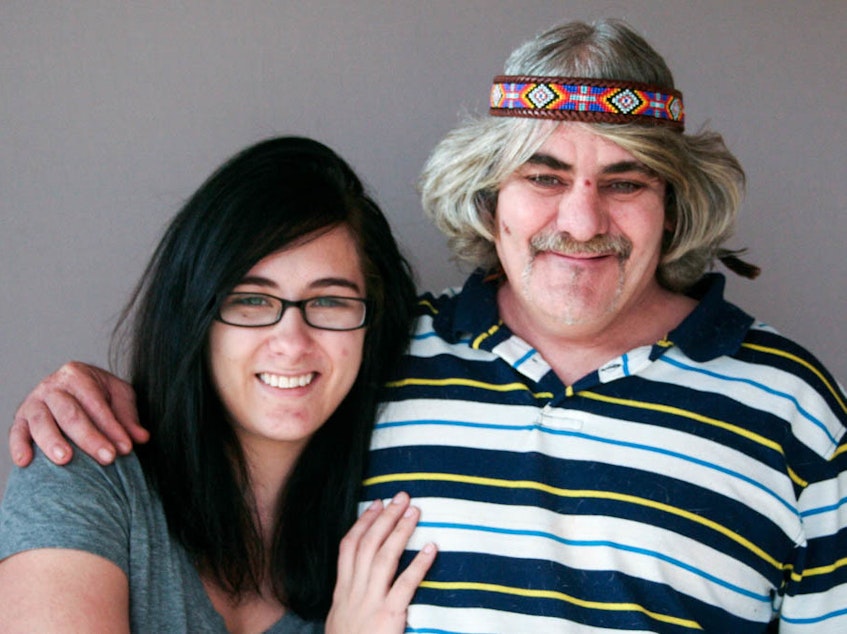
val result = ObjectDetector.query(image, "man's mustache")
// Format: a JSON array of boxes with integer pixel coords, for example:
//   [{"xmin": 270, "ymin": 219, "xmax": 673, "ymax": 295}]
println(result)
[{"xmin": 530, "ymin": 232, "xmax": 633, "ymax": 259}]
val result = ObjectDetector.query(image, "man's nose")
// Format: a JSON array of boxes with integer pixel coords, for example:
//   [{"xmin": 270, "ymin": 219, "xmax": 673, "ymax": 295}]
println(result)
[{"xmin": 555, "ymin": 182, "xmax": 608, "ymax": 241}]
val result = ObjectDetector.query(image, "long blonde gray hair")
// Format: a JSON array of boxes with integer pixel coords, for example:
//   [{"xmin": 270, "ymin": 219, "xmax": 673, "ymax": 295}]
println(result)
[{"xmin": 419, "ymin": 19, "xmax": 755, "ymax": 291}]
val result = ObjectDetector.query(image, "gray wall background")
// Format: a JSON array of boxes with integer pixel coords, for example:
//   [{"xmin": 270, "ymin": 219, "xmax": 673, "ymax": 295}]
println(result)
[{"xmin": 2, "ymin": 1, "xmax": 845, "ymax": 491}]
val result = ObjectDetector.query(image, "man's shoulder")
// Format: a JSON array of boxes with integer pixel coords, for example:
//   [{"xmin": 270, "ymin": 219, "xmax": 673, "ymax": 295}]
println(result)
[
  {"xmin": 739, "ymin": 322, "xmax": 845, "ymax": 392},
  {"xmin": 413, "ymin": 271, "xmax": 500, "ymax": 336},
  {"xmin": 415, "ymin": 281, "xmax": 468, "ymax": 313},
  {"xmin": 677, "ymin": 287, "xmax": 844, "ymax": 412},
  {"xmin": 409, "ymin": 286, "xmax": 467, "ymax": 351}
]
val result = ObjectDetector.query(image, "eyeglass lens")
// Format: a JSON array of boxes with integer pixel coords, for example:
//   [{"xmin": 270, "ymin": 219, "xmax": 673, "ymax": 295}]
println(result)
[{"xmin": 219, "ymin": 293, "xmax": 366, "ymax": 330}]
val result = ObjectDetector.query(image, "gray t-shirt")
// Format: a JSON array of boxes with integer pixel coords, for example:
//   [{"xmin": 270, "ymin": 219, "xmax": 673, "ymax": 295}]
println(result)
[{"xmin": 0, "ymin": 448, "xmax": 323, "ymax": 634}]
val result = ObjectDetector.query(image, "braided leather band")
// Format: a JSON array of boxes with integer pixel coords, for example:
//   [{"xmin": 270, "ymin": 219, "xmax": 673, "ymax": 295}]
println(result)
[{"xmin": 489, "ymin": 76, "xmax": 685, "ymax": 129}]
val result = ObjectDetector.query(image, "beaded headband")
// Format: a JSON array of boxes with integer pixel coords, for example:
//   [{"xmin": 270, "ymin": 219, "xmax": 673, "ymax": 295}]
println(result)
[{"xmin": 489, "ymin": 76, "xmax": 685, "ymax": 129}]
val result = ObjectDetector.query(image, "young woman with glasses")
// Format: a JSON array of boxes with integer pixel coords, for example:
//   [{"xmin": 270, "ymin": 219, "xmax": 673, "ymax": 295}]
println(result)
[{"xmin": 0, "ymin": 136, "xmax": 434, "ymax": 632}]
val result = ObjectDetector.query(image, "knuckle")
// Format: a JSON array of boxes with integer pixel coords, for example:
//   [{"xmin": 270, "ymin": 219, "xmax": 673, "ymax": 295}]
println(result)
[
  {"xmin": 63, "ymin": 360, "xmax": 88, "ymax": 374},
  {"xmin": 49, "ymin": 397, "xmax": 84, "ymax": 427},
  {"xmin": 32, "ymin": 365, "xmax": 78, "ymax": 397},
  {"xmin": 11, "ymin": 396, "xmax": 29, "ymax": 421},
  {"xmin": 114, "ymin": 379, "xmax": 135, "ymax": 399},
  {"xmin": 55, "ymin": 362, "xmax": 85, "ymax": 384},
  {"xmin": 9, "ymin": 416, "xmax": 26, "ymax": 440},
  {"xmin": 26, "ymin": 406, "xmax": 54, "ymax": 430},
  {"xmin": 358, "ymin": 527, "xmax": 383, "ymax": 550},
  {"xmin": 374, "ymin": 541, "xmax": 401, "ymax": 564},
  {"xmin": 338, "ymin": 533, "xmax": 358, "ymax": 553}
]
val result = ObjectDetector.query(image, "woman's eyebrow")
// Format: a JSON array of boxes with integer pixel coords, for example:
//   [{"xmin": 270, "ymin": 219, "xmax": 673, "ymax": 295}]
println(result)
[
  {"xmin": 308, "ymin": 277, "xmax": 363, "ymax": 294},
  {"xmin": 235, "ymin": 275, "xmax": 363, "ymax": 294},
  {"xmin": 237, "ymin": 275, "xmax": 276, "ymax": 288}
]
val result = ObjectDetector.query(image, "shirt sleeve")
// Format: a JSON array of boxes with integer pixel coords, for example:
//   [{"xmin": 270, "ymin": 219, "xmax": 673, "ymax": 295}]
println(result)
[
  {"xmin": 779, "ymin": 395, "xmax": 847, "ymax": 631},
  {"xmin": 0, "ymin": 447, "xmax": 134, "ymax": 575}
]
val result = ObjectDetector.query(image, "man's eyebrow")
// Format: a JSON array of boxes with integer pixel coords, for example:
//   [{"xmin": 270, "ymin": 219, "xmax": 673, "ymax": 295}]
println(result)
[
  {"xmin": 524, "ymin": 153, "xmax": 572, "ymax": 171},
  {"xmin": 521, "ymin": 155, "xmax": 658, "ymax": 180},
  {"xmin": 601, "ymin": 161, "xmax": 657, "ymax": 176}
]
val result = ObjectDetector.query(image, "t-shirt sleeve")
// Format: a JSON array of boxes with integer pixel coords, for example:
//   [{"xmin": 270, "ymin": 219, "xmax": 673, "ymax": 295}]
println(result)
[
  {"xmin": 0, "ymin": 448, "xmax": 134, "ymax": 575},
  {"xmin": 779, "ymin": 384, "xmax": 847, "ymax": 630}
]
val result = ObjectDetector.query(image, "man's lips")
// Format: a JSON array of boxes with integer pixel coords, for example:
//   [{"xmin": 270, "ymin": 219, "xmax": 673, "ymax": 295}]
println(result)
[
  {"xmin": 530, "ymin": 232, "xmax": 633, "ymax": 260},
  {"xmin": 535, "ymin": 249, "xmax": 622, "ymax": 266},
  {"xmin": 544, "ymin": 249, "xmax": 617, "ymax": 259}
]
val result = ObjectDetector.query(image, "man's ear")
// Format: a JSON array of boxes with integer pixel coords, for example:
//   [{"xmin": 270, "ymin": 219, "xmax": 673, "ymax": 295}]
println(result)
[
  {"xmin": 475, "ymin": 188, "xmax": 499, "ymax": 237},
  {"xmin": 662, "ymin": 185, "xmax": 678, "ymax": 247}
]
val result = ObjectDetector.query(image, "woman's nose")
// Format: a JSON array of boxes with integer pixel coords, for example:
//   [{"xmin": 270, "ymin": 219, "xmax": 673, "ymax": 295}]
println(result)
[{"xmin": 265, "ymin": 307, "xmax": 314, "ymax": 355}]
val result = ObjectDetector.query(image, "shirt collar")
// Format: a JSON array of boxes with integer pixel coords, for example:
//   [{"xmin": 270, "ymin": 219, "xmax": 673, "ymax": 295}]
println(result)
[
  {"xmin": 435, "ymin": 269, "xmax": 754, "ymax": 363},
  {"xmin": 661, "ymin": 273, "xmax": 754, "ymax": 362},
  {"xmin": 433, "ymin": 269, "xmax": 501, "ymax": 343}
]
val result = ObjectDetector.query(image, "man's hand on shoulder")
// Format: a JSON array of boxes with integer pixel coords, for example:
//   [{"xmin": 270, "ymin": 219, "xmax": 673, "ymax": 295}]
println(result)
[{"xmin": 10, "ymin": 361, "xmax": 147, "ymax": 466}]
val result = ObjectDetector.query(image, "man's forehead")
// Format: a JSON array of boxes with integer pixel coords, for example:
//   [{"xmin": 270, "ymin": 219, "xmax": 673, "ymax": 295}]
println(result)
[{"xmin": 539, "ymin": 124, "xmax": 633, "ymax": 152}]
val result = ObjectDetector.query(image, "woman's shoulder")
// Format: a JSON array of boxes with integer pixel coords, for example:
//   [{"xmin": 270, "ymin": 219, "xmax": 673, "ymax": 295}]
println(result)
[
  {"xmin": 3, "ymin": 445, "xmax": 149, "ymax": 507},
  {"xmin": 0, "ymin": 447, "xmax": 156, "ymax": 572}
]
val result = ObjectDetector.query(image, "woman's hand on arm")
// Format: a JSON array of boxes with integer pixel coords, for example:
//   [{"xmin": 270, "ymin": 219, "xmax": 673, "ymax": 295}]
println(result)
[
  {"xmin": 9, "ymin": 361, "xmax": 147, "ymax": 467},
  {"xmin": 325, "ymin": 492, "xmax": 437, "ymax": 634},
  {"xmin": 0, "ymin": 548, "xmax": 130, "ymax": 633}
]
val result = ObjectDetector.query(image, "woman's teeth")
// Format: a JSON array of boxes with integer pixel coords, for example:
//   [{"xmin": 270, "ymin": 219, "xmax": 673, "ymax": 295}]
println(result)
[{"xmin": 258, "ymin": 372, "xmax": 314, "ymax": 388}]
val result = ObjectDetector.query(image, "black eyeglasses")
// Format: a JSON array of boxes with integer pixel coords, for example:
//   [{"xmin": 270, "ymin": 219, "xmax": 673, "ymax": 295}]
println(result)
[{"xmin": 217, "ymin": 292, "xmax": 369, "ymax": 331}]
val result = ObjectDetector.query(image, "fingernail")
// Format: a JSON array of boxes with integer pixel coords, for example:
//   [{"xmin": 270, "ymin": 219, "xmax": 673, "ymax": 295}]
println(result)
[
  {"xmin": 97, "ymin": 447, "xmax": 115, "ymax": 463},
  {"xmin": 422, "ymin": 543, "xmax": 436, "ymax": 554},
  {"xmin": 391, "ymin": 492, "xmax": 406, "ymax": 504},
  {"xmin": 117, "ymin": 442, "xmax": 131, "ymax": 454},
  {"xmin": 367, "ymin": 499, "xmax": 382, "ymax": 511},
  {"xmin": 52, "ymin": 446, "xmax": 67, "ymax": 461}
]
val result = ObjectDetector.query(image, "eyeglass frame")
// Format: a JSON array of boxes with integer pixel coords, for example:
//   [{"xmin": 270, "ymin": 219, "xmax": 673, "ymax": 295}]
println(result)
[{"xmin": 215, "ymin": 291, "xmax": 371, "ymax": 331}]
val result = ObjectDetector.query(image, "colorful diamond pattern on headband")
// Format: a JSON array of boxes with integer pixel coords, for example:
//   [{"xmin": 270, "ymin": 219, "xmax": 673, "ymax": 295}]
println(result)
[
  {"xmin": 490, "ymin": 79, "xmax": 684, "ymax": 125},
  {"xmin": 607, "ymin": 88, "xmax": 644, "ymax": 114},
  {"xmin": 668, "ymin": 97, "xmax": 683, "ymax": 121},
  {"xmin": 525, "ymin": 84, "xmax": 557, "ymax": 108}
]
